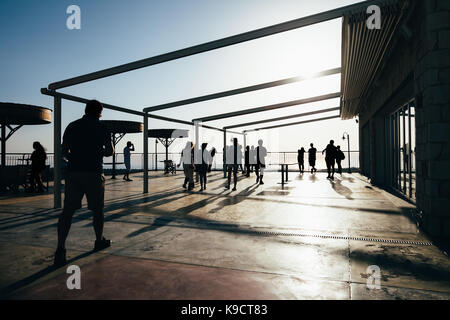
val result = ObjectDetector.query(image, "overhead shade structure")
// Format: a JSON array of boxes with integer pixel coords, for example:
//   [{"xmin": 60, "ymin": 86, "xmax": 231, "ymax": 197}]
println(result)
[
  {"xmin": 340, "ymin": 0, "xmax": 407, "ymax": 119},
  {"xmin": 147, "ymin": 129, "xmax": 189, "ymax": 174},
  {"xmin": 101, "ymin": 120, "xmax": 143, "ymax": 179},
  {"xmin": 245, "ymin": 115, "xmax": 340, "ymax": 132},
  {"xmin": 224, "ymin": 107, "xmax": 340, "ymax": 129},
  {"xmin": 193, "ymin": 92, "xmax": 341, "ymax": 122},
  {"xmin": 0, "ymin": 102, "xmax": 52, "ymax": 168}
]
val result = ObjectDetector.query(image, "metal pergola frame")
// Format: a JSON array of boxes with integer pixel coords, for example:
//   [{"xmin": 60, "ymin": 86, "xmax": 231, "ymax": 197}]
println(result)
[{"xmin": 43, "ymin": 0, "xmax": 381, "ymax": 208}]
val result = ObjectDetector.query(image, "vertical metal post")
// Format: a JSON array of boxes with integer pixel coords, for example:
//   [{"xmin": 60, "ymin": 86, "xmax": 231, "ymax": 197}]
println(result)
[
  {"xmin": 243, "ymin": 133, "xmax": 247, "ymax": 154},
  {"xmin": 402, "ymin": 107, "xmax": 407, "ymax": 194},
  {"xmin": 408, "ymin": 103, "xmax": 413, "ymax": 198},
  {"xmin": 397, "ymin": 111, "xmax": 401, "ymax": 190},
  {"xmin": 194, "ymin": 121, "xmax": 200, "ymax": 182},
  {"xmin": 155, "ymin": 140, "xmax": 158, "ymax": 171},
  {"xmin": 53, "ymin": 96, "xmax": 62, "ymax": 209},
  {"xmin": 111, "ymin": 134, "xmax": 116, "ymax": 179},
  {"xmin": 347, "ymin": 135, "xmax": 351, "ymax": 173},
  {"xmin": 1, "ymin": 124, "xmax": 5, "ymax": 167},
  {"xmin": 143, "ymin": 113, "xmax": 148, "ymax": 193},
  {"xmin": 223, "ymin": 129, "xmax": 227, "ymax": 178}
]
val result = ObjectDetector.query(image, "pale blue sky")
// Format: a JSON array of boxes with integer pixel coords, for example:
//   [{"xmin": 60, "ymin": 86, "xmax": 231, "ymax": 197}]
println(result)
[{"xmin": 1, "ymin": 0, "xmax": 361, "ymax": 155}]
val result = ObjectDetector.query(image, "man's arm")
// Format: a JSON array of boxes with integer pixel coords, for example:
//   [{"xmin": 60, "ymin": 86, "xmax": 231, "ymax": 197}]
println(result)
[
  {"xmin": 62, "ymin": 127, "xmax": 70, "ymax": 160},
  {"xmin": 103, "ymin": 132, "xmax": 114, "ymax": 157}
]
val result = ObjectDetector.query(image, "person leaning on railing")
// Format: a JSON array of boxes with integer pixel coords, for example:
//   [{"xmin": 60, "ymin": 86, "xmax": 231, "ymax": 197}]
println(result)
[{"xmin": 27, "ymin": 142, "xmax": 47, "ymax": 193}]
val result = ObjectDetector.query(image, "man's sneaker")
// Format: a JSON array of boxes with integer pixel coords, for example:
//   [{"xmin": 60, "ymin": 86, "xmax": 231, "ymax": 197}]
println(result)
[
  {"xmin": 53, "ymin": 248, "xmax": 67, "ymax": 267},
  {"xmin": 94, "ymin": 238, "xmax": 111, "ymax": 252}
]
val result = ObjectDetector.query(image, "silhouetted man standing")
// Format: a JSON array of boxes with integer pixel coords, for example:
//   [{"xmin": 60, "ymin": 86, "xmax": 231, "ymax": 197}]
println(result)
[
  {"xmin": 54, "ymin": 100, "xmax": 114, "ymax": 267},
  {"xmin": 255, "ymin": 139, "xmax": 267, "ymax": 185},
  {"xmin": 123, "ymin": 141, "xmax": 135, "ymax": 181},
  {"xmin": 308, "ymin": 143, "xmax": 317, "ymax": 174},
  {"xmin": 226, "ymin": 138, "xmax": 242, "ymax": 191},
  {"xmin": 322, "ymin": 140, "xmax": 337, "ymax": 180}
]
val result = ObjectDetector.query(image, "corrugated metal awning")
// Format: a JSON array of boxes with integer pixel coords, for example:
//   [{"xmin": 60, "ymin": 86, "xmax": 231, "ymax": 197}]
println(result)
[{"xmin": 340, "ymin": 0, "xmax": 407, "ymax": 119}]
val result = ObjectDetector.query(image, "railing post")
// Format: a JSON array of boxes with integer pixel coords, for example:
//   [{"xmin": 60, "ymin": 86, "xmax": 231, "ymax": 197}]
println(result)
[
  {"xmin": 143, "ymin": 112, "xmax": 148, "ymax": 193},
  {"xmin": 223, "ymin": 128, "xmax": 227, "ymax": 178},
  {"xmin": 53, "ymin": 96, "xmax": 62, "ymax": 209},
  {"xmin": 347, "ymin": 136, "xmax": 351, "ymax": 174},
  {"xmin": 1, "ymin": 123, "xmax": 5, "ymax": 168}
]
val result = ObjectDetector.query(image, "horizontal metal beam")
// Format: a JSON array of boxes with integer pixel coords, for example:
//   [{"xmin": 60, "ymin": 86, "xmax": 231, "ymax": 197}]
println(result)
[
  {"xmin": 40, "ymin": 89, "xmax": 241, "ymax": 134},
  {"xmin": 224, "ymin": 106, "xmax": 340, "ymax": 129},
  {"xmin": 144, "ymin": 68, "xmax": 341, "ymax": 112},
  {"xmin": 193, "ymin": 92, "xmax": 341, "ymax": 122},
  {"xmin": 245, "ymin": 115, "xmax": 340, "ymax": 132},
  {"xmin": 48, "ymin": 0, "xmax": 380, "ymax": 90},
  {"xmin": 41, "ymin": 88, "xmax": 144, "ymax": 116}
]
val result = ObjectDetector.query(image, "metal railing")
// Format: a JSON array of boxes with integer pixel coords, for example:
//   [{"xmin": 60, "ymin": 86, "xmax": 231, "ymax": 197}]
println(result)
[{"xmin": 4, "ymin": 151, "xmax": 360, "ymax": 172}]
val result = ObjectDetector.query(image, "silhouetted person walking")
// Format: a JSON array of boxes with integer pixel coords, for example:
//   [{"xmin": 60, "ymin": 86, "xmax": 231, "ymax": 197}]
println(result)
[
  {"xmin": 250, "ymin": 145, "xmax": 256, "ymax": 172},
  {"xmin": 297, "ymin": 147, "xmax": 305, "ymax": 173},
  {"xmin": 336, "ymin": 145, "xmax": 345, "ymax": 175},
  {"xmin": 255, "ymin": 139, "xmax": 267, "ymax": 185},
  {"xmin": 27, "ymin": 141, "xmax": 47, "ymax": 193},
  {"xmin": 322, "ymin": 140, "xmax": 337, "ymax": 180},
  {"xmin": 208, "ymin": 147, "xmax": 216, "ymax": 173},
  {"xmin": 226, "ymin": 138, "xmax": 242, "ymax": 191},
  {"xmin": 123, "ymin": 141, "xmax": 135, "ymax": 181},
  {"xmin": 178, "ymin": 141, "xmax": 195, "ymax": 191},
  {"xmin": 308, "ymin": 143, "xmax": 317, "ymax": 174},
  {"xmin": 54, "ymin": 100, "xmax": 114, "ymax": 267},
  {"xmin": 245, "ymin": 146, "xmax": 251, "ymax": 177},
  {"xmin": 199, "ymin": 143, "xmax": 211, "ymax": 191}
]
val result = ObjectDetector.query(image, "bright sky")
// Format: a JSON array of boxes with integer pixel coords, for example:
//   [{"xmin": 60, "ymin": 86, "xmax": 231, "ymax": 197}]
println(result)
[{"xmin": 0, "ymin": 0, "xmax": 362, "ymax": 155}]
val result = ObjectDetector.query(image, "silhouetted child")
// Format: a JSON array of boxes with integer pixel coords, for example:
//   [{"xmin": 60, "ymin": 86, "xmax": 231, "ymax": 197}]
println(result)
[
  {"xmin": 336, "ymin": 145, "xmax": 345, "ymax": 175},
  {"xmin": 297, "ymin": 147, "xmax": 305, "ymax": 173}
]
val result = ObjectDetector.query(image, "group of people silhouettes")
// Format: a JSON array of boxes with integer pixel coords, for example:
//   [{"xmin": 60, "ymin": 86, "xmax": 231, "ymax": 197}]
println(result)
[
  {"xmin": 177, "ymin": 141, "xmax": 217, "ymax": 192},
  {"xmin": 176, "ymin": 138, "xmax": 267, "ymax": 192},
  {"xmin": 297, "ymin": 141, "xmax": 346, "ymax": 179}
]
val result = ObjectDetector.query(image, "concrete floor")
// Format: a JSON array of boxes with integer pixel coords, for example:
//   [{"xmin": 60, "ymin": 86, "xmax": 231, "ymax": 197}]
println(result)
[{"xmin": 0, "ymin": 171, "xmax": 449, "ymax": 300}]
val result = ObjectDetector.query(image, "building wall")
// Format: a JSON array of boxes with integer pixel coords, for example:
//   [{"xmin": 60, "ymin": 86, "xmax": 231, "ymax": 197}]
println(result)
[
  {"xmin": 357, "ymin": 0, "xmax": 450, "ymax": 242},
  {"xmin": 414, "ymin": 0, "xmax": 450, "ymax": 242}
]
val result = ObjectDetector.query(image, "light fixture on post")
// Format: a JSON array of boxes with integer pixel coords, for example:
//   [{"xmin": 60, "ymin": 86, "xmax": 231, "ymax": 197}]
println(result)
[{"xmin": 342, "ymin": 132, "xmax": 351, "ymax": 173}]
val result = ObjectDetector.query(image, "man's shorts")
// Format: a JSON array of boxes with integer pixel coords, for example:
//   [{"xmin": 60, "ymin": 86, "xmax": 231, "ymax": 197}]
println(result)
[
  {"xmin": 124, "ymin": 159, "xmax": 131, "ymax": 171},
  {"xmin": 64, "ymin": 171, "xmax": 105, "ymax": 211}
]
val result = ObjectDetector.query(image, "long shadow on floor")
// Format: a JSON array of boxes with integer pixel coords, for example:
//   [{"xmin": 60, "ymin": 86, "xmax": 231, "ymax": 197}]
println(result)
[
  {"xmin": 125, "ymin": 216, "xmax": 175, "ymax": 238},
  {"xmin": 351, "ymin": 246, "xmax": 450, "ymax": 284},
  {"xmin": 330, "ymin": 179, "xmax": 354, "ymax": 200},
  {"xmin": 0, "ymin": 250, "xmax": 97, "ymax": 298}
]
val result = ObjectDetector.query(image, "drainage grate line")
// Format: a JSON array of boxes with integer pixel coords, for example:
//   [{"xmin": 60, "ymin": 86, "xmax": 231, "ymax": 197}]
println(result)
[{"xmin": 249, "ymin": 231, "xmax": 432, "ymax": 246}]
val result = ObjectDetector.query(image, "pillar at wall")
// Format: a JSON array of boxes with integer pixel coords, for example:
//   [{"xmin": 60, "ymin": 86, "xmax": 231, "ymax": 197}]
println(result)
[{"xmin": 414, "ymin": 0, "xmax": 450, "ymax": 242}]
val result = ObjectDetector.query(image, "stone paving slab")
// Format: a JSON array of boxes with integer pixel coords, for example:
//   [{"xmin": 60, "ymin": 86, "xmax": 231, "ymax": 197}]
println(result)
[
  {"xmin": 7, "ymin": 255, "xmax": 350, "ymax": 300},
  {"xmin": 0, "ymin": 172, "xmax": 449, "ymax": 300}
]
